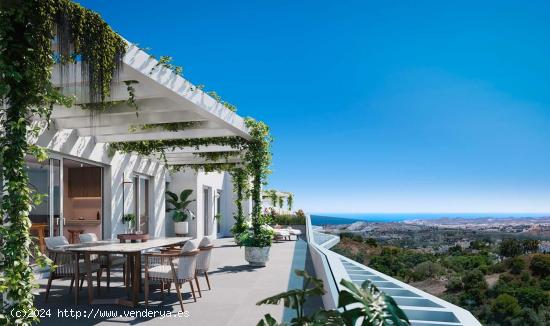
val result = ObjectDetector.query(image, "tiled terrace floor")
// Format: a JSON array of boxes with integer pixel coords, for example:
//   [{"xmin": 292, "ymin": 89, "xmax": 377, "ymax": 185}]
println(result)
[{"xmin": 35, "ymin": 237, "xmax": 317, "ymax": 325}]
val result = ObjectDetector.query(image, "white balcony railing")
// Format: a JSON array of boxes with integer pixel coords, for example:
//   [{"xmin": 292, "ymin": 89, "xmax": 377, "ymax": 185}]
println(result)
[{"xmin": 305, "ymin": 215, "xmax": 481, "ymax": 326}]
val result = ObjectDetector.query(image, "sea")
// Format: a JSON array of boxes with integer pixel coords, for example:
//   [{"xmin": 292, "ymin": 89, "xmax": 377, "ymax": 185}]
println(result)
[{"xmin": 310, "ymin": 213, "xmax": 550, "ymax": 225}]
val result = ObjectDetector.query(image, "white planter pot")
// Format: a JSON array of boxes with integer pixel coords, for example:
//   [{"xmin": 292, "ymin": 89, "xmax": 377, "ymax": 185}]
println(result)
[
  {"xmin": 245, "ymin": 246, "xmax": 271, "ymax": 266},
  {"xmin": 174, "ymin": 221, "xmax": 188, "ymax": 235}
]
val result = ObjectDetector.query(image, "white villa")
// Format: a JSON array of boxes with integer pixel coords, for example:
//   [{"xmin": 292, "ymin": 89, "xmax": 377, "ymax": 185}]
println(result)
[
  {"xmin": 261, "ymin": 190, "xmax": 293, "ymax": 215},
  {"xmin": 28, "ymin": 42, "xmax": 251, "ymax": 243}
]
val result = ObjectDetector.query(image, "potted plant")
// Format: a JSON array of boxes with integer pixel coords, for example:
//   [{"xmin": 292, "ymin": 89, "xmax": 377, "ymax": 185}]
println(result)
[
  {"xmin": 122, "ymin": 213, "xmax": 136, "ymax": 233},
  {"xmin": 239, "ymin": 224, "xmax": 275, "ymax": 266},
  {"xmin": 166, "ymin": 189, "xmax": 195, "ymax": 235}
]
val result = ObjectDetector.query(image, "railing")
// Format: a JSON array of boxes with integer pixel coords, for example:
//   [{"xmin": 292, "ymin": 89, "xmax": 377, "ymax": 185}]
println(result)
[{"xmin": 305, "ymin": 214, "xmax": 481, "ymax": 326}]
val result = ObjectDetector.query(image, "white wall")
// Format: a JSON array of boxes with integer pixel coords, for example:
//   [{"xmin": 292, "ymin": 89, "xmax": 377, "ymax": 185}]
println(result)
[
  {"xmin": 168, "ymin": 170, "xmax": 250, "ymax": 239},
  {"xmin": 33, "ymin": 127, "xmax": 167, "ymax": 240}
]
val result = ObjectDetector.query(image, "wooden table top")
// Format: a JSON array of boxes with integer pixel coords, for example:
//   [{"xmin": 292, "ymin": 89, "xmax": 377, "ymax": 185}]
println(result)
[{"xmin": 58, "ymin": 237, "xmax": 191, "ymax": 253}]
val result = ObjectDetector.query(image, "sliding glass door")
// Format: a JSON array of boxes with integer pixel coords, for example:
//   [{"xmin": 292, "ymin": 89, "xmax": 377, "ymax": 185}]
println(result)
[
  {"xmin": 133, "ymin": 175, "xmax": 150, "ymax": 234},
  {"xmin": 50, "ymin": 158, "xmax": 62, "ymax": 236},
  {"xmin": 26, "ymin": 156, "xmax": 63, "ymax": 237}
]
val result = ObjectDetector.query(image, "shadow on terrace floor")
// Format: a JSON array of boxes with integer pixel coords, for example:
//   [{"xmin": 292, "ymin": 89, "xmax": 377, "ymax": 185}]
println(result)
[{"xmin": 33, "ymin": 237, "xmax": 321, "ymax": 326}]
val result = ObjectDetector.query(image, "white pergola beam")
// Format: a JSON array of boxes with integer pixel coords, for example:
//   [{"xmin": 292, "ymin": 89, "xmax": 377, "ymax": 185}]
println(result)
[
  {"xmin": 164, "ymin": 157, "xmax": 243, "ymax": 165},
  {"xmin": 165, "ymin": 145, "xmax": 241, "ymax": 154},
  {"xmin": 55, "ymin": 110, "xmax": 205, "ymax": 130},
  {"xmin": 96, "ymin": 128, "xmax": 236, "ymax": 143},
  {"xmin": 76, "ymin": 121, "xmax": 214, "ymax": 137}
]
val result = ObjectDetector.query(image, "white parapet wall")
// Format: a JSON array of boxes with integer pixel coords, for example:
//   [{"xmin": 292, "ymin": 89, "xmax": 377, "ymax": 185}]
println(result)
[{"xmin": 305, "ymin": 215, "xmax": 482, "ymax": 326}]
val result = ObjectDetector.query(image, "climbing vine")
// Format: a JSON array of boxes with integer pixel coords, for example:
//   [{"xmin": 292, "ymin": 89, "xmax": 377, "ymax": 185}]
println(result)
[
  {"xmin": 129, "ymin": 121, "xmax": 202, "ymax": 133},
  {"xmin": 287, "ymin": 193, "xmax": 293, "ymax": 211},
  {"xmin": 230, "ymin": 167, "xmax": 249, "ymax": 236},
  {"xmin": 109, "ymin": 118, "xmax": 273, "ymax": 244},
  {"xmin": 0, "ymin": 0, "xmax": 125, "ymax": 324}
]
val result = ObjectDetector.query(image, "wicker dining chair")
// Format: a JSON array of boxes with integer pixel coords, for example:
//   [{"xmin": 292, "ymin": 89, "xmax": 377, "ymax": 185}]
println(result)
[
  {"xmin": 196, "ymin": 236, "xmax": 214, "ymax": 294},
  {"xmin": 44, "ymin": 236, "xmax": 100, "ymax": 303},
  {"xmin": 144, "ymin": 240, "xmax": 200, "ymax": 311},
  {"xmin": 79, "ymin": 233, "xmax": 126, "ymax": 289}
]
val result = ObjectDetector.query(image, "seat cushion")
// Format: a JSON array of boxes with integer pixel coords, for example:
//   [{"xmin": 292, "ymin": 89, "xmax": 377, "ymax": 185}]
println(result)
[
  {"xmin": 274, "ymin": 229, "xmax": 290, "ymax": 236},
  {"xmin": 56, "ymin": 261, "xmax": 100, "ymax": 276},
  {"xmin": 147, "ymin": 265, "xmax": 193, "ymax": 283},
  {"xmin": 199, "ymin": 236, "xmax": 213, "ymax": 248},
  {"xmin": 45, "ymin": 236, "xmax": 69, "ymax": 249},
  {"xmin": 79, "ymin": 233, "xmax": 98, "ymax": 243},
  {"xmin": 289, "ymin": 229, "xmax": 302, "ymax": 235},
  {"xmin": 180, "ymin": 239, "xmax": 197, "ymax": 253},
  {"xmin": 96, "ymin": 255, "xmax": 126, "ymax": 267}
]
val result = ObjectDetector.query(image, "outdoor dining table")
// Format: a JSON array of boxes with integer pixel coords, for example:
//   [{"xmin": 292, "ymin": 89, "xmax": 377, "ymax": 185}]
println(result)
[{"xmin": 61, "ymin": 237, "xmax": 191, "ymax": 306}]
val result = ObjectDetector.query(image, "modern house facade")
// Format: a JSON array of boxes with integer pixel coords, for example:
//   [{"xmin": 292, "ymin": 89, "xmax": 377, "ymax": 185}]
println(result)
[{"xmin": 27, "ymin": 42, "xmax": 250, "ymax": 243}]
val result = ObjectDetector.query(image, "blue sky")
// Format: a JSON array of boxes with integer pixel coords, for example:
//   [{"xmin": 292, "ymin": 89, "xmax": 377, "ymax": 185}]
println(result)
[{"xmin": 79, "ymin": 0, "xmax": 550, "ymax": 213}]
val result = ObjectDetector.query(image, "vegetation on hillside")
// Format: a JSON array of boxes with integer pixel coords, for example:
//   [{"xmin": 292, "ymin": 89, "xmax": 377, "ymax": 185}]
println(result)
[{"xmin": 333, "ymin": 236, "xmax": 550, "ymax": 325}]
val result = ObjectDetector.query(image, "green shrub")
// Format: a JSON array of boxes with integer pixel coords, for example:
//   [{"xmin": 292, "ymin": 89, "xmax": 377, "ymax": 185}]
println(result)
[
  {"xmin": 339, "ymin": 232, "xmax": 363, "ymax": 242},
  {"xmin": 412, "ymin": 261, "xmax": 444, "ymax": 281},
  {"xmin": 539, "ymin": 277, "xmax": 550, "ymax": 291},
  {"xmin": 515, "ymin": 286, "xmax": 549, "ymax": 308},
  {"xmin": 491, "ymin": 294, "xmax": 521, "ymax": 320},
  {"xmin": 530, "ymin": 254, "xmax": 550, "ymax": 277},
  {"xmin": 490, "ymin": 261, "xmax": 507, "ymax": 273},
  {"xmin": 271, "ymin": 214, "xmax": 305, "ymax": 225},
  {"xmin": 446, "ymin": 276, "xmax": 463, "ymax": 292},
  {"xmin": 508, "ymin": 256, "xmax": 526, "ymax": 275}
]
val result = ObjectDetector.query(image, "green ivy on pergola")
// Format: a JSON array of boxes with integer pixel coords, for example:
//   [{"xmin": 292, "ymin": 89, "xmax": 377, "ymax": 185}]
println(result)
[{"xmin": 0, "ymin": 1, "xmax": 271, "ymax": 324}]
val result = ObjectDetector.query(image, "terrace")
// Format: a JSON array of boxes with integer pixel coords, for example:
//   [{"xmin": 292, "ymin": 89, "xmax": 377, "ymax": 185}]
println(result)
[
  {"xmin": 33, "ymin": 215, "xmax": 481, "ymax": 325},
  {"xmin": 35, "ymin": 237, "xmax": 315, "ymax": 325}
]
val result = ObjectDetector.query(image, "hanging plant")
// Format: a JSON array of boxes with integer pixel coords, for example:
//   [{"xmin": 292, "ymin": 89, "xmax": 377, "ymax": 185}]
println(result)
[
  {"xmin": 0, "ymin": 1, "xmax": 125, "ymax": 323},
  {"xmin": 287, "ymin": 193, "xmax": 293, "ymax": 211},
  {"xmin": 269, "ymin": 190, "xmax": 278, "ymax": 207}
]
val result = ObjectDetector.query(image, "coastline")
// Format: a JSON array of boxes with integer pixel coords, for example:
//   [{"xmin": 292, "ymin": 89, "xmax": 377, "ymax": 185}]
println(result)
[{"xmin": 311, "ymin": 213, "xmax": 550, "ymax": 225}]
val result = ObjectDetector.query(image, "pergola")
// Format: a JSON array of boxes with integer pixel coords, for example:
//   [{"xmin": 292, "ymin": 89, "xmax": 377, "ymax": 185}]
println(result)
[{"xmin": 50, "ymin": 42, "xmax": 250, "ymax": 166}]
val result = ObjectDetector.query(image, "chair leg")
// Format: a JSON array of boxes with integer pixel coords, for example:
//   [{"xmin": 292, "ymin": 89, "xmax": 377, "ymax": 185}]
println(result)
[
  {"xmin": 144, "ymin": 275, "xmax": 149, "ymax": 306},
  {"xmin": 174, "ymin": 282, "xmax": 185, "ymax": 312},
  {"xmin": 107, "ymin": 266, "xmax": 111, "ymax": 290},
  {"xmin": 45, "ymin": 274, "xmax": 54, "ymax": 303},
  {"xmin": 189, "ymin": 280, "xmax": 197, "ymax": 302},
  {"xmin": 204, "ymin": 271, "xmax": 211, "ymax": 290},
  {"xmin": 167, "ymin": 282, "xmax": 171, "ymax": 294},
  {"xmin": 68, "ymin": 277, "xmax": 74, "ymax": 294},
  {"xmin": 122, "ymin": 263, "xmax": 126, "ymax": 285},
  {"xmin": 97, "ymin": 270, "xmax": 101, "ymax": 295},
  {"xmin": 80, "ymin": 276, "xmax": 85, "ymax": 290},
  {"xmin": 195, "ymin": 276, "xmax": 202, "ymax": 298},
  {"xmin": 160, "ymin": 281, "xmax": 165, "ymax": 299}
]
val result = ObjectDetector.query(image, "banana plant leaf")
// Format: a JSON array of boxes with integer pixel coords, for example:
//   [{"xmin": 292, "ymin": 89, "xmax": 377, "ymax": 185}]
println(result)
[
  {"xmin": 338, "ymin": 279, "xmax": 410, "ymax": 326},
  {"xmin": 179, "ymin": 189, "xmax": 193, "ymax": 202}
]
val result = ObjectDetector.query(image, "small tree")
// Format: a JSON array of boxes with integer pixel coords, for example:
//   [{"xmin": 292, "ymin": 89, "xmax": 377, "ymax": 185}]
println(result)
[{"xmin": 499, "ymin": 239, "xmax": 523, "ymax": 257}]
